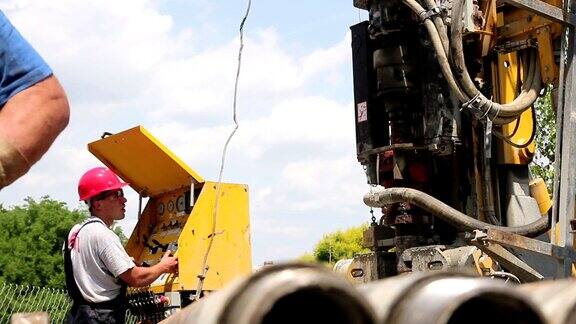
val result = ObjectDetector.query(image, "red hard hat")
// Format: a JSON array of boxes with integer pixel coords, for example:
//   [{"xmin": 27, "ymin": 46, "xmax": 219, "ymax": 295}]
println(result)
[{"xmin": 78, "ymin": 167, "xmax": 129, "ymax": 201}]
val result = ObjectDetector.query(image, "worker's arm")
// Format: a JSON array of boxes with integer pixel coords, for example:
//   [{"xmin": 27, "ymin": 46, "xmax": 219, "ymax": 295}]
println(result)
[
  {"xmin": 119, "ymin": 250, "xmax": 178, "ymax": 287},
  {"xmin": 0, "ymin": 75, "xmax": 69, "ymax": 188},
  {"xmin": 0, "ymin": 11, "xmax": 70, "ymax": 189}
]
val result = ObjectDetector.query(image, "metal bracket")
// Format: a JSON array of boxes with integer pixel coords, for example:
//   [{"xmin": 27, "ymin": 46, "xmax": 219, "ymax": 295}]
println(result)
[
  {"xmin": 485, "ymin": 228, "xmax": 576, "ymax": 261},
  {"xmin": 468, "ymin": 231, "xmax": 544, "ymax": 282},
  {"xmin": 471, "ymin": 229, "xmax": 488, "ymax": 242},
  {"xmin": 500, "ymin": 0, "xmax": 576, "ymax": 26}
]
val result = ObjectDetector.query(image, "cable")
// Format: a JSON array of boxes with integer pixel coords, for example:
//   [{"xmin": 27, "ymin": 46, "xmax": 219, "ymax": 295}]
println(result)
[
  {"xmin": 500, "ymin": 115, "xmax": 522, "ymax": 140},
  {"xmin": 193, "ymin": 0, "xmax": 252, "ymax": 301},
  {"xmin": 490, "ymin": 271, "xmax": 521, "ymax": 284}
]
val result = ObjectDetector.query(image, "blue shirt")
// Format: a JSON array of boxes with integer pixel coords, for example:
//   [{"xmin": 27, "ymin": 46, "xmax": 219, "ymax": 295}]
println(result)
[{"xmin": 0, "ymin": 10, "xmax": 52, "ymax": 107}]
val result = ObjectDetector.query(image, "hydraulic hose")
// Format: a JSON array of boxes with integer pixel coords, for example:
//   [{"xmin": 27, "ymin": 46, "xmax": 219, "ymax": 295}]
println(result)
[
  {"xmin": 402, "ymin": 0, "xmax": 467, "ymax": 102},
  {"xmin": 424, "ymin": 18, "xmax": 468, "ymax": 102},
  {"xmin": 401, "ymin": 0, "xmax": 542, "ymax": 124},
  {"xmin": 363, "ymin": 187, "xmax": 550, "ymax": 237},
  {"xmin": 422, "ymin": 0, "xmax": 449, "ymax": 55},
  {"xmin": 449, "ymin": 0, "xmax": 542, "ymax": 124}
]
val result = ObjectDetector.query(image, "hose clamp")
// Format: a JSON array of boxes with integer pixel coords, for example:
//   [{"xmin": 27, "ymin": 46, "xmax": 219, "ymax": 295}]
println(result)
[
  {"xmin": 460, "ymin": 92, "xmax": 481, "ymax": 112},
  {"xmin": 418, "ymin": 7, "xmax": 441, "ymax": 22},
  {"xmin": 462, "ymin": 93, "xmax": 497, "ymax": 121}
]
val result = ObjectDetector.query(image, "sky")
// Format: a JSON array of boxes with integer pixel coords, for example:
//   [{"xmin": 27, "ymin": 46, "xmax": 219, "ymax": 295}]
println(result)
[{"xmin": 1, "ymin": 0, "xmax": 372, "ymax": 266}]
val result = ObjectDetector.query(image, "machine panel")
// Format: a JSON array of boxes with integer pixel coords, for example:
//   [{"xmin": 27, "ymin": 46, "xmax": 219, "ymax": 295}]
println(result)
[{"xmin": 88, "ymin": 126, "xmax": 252, "ymax": 300}]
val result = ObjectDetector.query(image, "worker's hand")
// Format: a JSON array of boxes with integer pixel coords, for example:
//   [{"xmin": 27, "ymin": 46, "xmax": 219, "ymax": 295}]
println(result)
[{"xmin": 159, "ymin": 250, "xmax": 178, "ymax": 273}]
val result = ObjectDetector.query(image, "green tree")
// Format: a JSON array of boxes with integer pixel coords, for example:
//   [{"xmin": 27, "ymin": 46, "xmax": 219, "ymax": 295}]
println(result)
[
  {"xmin": 531, "ymin": 88, "xmax": 556, "ymax": 192},
  {"xmin": 112, "ymin": 225, "xmax": 128, "ymax": 246},
  {"xmin": 0, "ymin": 197, "xmax": 88, "ymax": 288},
  {"xmin": 0, "ymin": 197, "xmax": 132, "ymax": 321},
  {"xmin": 312, "ymin": 224, "xmax": 370, "ymax": 264},
  {"xmin": 297, "ymin": 253, "xmax": 316, "ymax": 263},
  {"xmin": 0, "ymin": 197, "xmax": 130, "ymax": 288}
]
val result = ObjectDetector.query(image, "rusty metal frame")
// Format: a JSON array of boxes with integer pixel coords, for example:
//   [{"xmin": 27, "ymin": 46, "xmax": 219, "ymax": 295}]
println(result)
[
  {"xmin": 485, "ymin": 229, "xmax": 576, "ymax": 260},
  {"xmin": 501, "ymin": 0, "xmax": 576, "ymax": 25},
  {"xmin": 466, "ymin": 227, "xmax": 576, "ymax": 281},
  {"xmin": 551, "ymin": 0, "xmax": 576, "ymax": 278},
  {"xmin": 467, "ymin": 226, "xmax": 576, "ymax": 280},
  {"xmin": 503, "ymin": 0, "xmax": 576, "ymax": 278},
  {"xmin": 469, "ymin": 237, "xmax": 544, "ymax": 282}
]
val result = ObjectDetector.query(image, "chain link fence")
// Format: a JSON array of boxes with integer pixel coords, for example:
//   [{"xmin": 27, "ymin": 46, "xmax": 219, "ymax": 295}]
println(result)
[
  {"xmin": 0, "ymin": 282, "xmax": 71, "ymax": 323},
  {"xmin": 0, "ymin": 282, "xmax": 149, "ymax": 323}
]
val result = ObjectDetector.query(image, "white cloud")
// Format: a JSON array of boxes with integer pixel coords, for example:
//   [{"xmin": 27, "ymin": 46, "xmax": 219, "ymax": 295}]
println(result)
[
  {"xmin": 147, "ymin": 94, "xmax": 355, "ymax": 176},
  {"xmin": 300, "ymin": 33, "xmax": 350, "ymax": 83},
  {"xmin": 281, "ymin": 157, "xmax": 366, "ymax": 207},
  {"xmin": 5, "ymin": 0, "xmax": 191, "ymax": 108},
  {"xmin": 252, "ymin": 218, "xmax": 310, "ymax": 238},
  {"xmin": 1, "ymin": 0, "xmax": 364, "ymax": 265},
  {"xmin": 146, "ymin": 26, "xmax": 350, "ymax": 119}
]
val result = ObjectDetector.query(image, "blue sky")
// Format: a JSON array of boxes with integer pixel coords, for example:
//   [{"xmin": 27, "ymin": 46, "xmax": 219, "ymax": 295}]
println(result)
[{"xmin": 1, "ymin": 0, "xmax": 371, "ymax": 266}]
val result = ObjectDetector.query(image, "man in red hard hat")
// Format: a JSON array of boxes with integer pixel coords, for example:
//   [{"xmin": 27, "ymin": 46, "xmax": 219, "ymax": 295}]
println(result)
[{"xmin": 65, "ymin": 167, "xmax": 178, "ymax": 323}]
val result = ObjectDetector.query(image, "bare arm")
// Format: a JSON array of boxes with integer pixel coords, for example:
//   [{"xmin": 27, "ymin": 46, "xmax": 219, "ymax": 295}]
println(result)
[
  {"xmin": 0, "ymin": 75, "xmax": 69, "ymax": 188},
  {"xmin": 120, "ymin": 250, "xmax": 178, "ymax": 287}
]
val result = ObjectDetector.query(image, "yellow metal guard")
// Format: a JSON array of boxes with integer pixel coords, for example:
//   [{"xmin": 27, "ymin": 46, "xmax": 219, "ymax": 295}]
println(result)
[{"xmin": 493, "ymin": 52, "xmax": 536, "ymax": 165}]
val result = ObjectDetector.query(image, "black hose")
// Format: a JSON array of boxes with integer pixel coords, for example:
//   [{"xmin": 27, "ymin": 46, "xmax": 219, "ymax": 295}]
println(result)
[{"xmin": 364, "ymin": 187, "xmax": 550, "ymax": 237}]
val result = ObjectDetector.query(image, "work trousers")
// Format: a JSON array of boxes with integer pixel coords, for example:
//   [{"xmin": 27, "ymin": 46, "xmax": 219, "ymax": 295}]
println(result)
[{"xmin": 66, "ymin": 303, "xmax": 126, "ymax": 324}]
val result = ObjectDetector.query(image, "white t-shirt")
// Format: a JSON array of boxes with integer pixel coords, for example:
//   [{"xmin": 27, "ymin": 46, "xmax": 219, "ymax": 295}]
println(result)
[{"xmin": 67, "ymin": 217, "xmax": 135, "ymax": 303}]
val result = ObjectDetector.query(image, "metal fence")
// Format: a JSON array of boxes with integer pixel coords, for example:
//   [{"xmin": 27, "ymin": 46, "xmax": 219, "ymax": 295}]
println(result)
[
  {"xmin": 0, "ymin": 282, "xmax": 150, "ymax": 323},
  {"xmin": 0, "ymin": 282, "xmax": 71, "ymax": 323}
]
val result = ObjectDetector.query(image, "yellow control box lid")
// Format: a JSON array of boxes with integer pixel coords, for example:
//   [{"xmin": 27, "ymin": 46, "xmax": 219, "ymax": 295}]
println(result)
[{"xmin": 88, "ymin": 125, "xmax": 204, "ymax": 197}]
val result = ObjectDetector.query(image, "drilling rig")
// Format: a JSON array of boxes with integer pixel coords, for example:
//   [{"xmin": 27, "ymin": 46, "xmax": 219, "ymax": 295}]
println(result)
[{"xmin": 340, "ymin": 0, "xmax": 576, "ymax": 283}]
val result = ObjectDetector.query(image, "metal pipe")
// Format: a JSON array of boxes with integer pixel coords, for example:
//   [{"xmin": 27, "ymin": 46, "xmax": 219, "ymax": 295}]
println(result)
[
  {"xmin": 360, "ymin": 272, "xmax": 545, "ymax": 324},
  {"xmin": 519, "ymin": 279, "xmax": 576, "ymax": 324},
  {"xmin": 161, "ymin": 263, "xmax": 375, "ymax": 324},
  {"xmin": 364, "ymin": 187, "xmax": 550, "ymax": 237}
]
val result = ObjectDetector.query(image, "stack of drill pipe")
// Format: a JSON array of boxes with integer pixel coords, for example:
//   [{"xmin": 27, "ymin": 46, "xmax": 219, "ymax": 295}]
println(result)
[
  {"xmin": 519, "ymin": 279, "xmax": 576, "ymax": 324},
  {"xmin": 359, "ymin": 272, "xmax": 545, "ymax": 324},
  {"xmin": 160, "ymin": 263, "xmax": 375, "ymax": 324}
]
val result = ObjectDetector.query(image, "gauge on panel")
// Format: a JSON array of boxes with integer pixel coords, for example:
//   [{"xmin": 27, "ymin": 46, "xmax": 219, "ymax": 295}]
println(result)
[
  {"xmin": 167, "ymin": 200, "xmax": 175, "ymax": 212},
  {"xmin": 177, "ymin": 195, "xmax": 185, "ymax": 212},
  {"xmin": 157, "ymin": 203, "xmax": 165, "ymax": 215}
]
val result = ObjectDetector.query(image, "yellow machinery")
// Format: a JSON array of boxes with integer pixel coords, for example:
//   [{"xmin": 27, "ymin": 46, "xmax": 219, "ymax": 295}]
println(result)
[
  {"xmin": 346, "ymin": 0, "xmax": 576, "ymax": 283},
  {"xmin": 88, "ymin": 125, "xmax": 251, "ymax": 320}
]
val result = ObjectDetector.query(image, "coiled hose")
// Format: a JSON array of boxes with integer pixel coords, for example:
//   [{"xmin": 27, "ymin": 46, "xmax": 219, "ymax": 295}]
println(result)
[{"xmin": 400, "ymin": 0, "xmax": 543, "ymax": 125}]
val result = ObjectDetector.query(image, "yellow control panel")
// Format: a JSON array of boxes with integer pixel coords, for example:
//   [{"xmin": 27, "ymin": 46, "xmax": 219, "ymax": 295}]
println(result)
[
  {"xmin": 139, "ymin": 189, "xmax": 190, "ymax": 267},
  {"xmin": 88, "ymin": 126, "xmax": 252, "ymax": 294}
]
